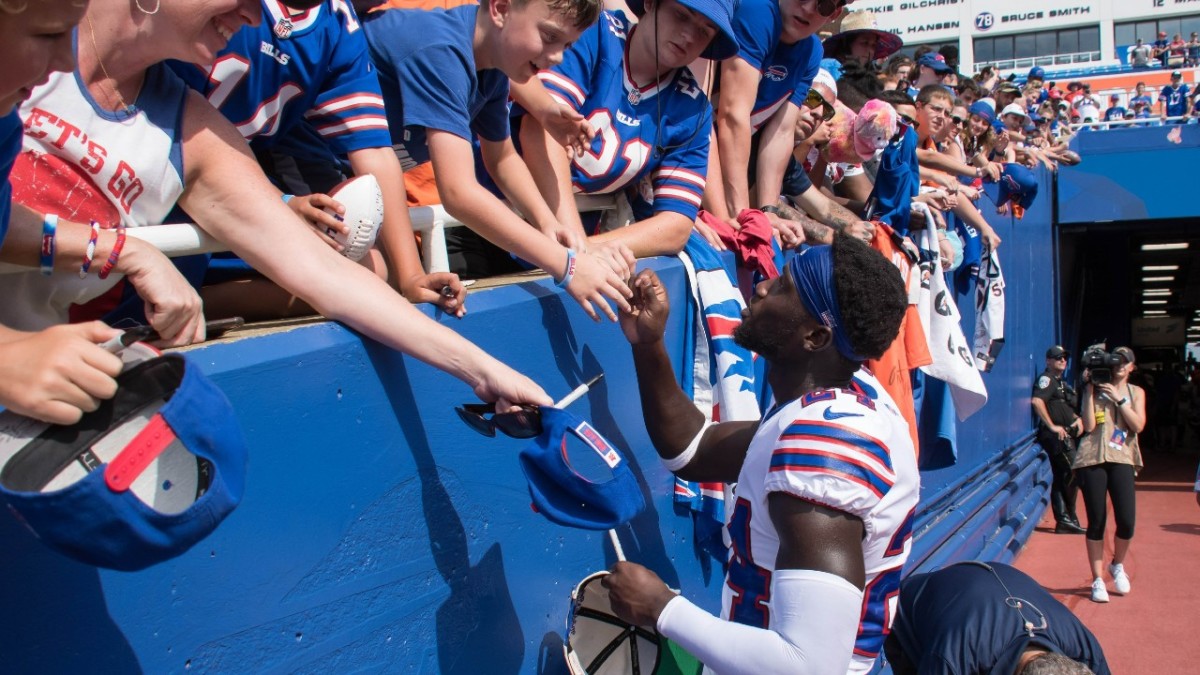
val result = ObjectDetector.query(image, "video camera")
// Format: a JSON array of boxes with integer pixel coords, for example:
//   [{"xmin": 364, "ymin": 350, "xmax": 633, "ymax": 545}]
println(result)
[{"xmin": 1081, "ymin": 342, "xmax": 1123, "ymax": 384}]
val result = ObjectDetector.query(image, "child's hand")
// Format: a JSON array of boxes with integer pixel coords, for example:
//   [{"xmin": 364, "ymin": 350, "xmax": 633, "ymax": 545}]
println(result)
[{"xmin": 287, "ymin": 193, "xmax": 349, "ymax": 252}]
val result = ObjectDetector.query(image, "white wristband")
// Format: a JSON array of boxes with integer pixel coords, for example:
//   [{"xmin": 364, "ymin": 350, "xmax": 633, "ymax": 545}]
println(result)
[{"xmin": 662, "ymin": 420, "xmax": 711, "ymax": 472}]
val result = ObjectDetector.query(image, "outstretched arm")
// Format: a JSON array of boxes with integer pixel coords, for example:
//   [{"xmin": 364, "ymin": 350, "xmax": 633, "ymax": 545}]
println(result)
[
  {"xmin": 177, "ymin": 91, "xmax": 550, "ymax": 407},
  {"xmin": 621, "ymin": 269, "xmax": 756, "ymax": 482}
]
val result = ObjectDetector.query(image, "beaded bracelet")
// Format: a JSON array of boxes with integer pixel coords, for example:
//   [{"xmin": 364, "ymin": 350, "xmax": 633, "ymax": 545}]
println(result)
[
  {"xmin": 40, "ymin": 214, "xmax": 58, "ymax": 276},
  {"xmin": 98, "ymin": 225, "xmax": 127, "ymax": 280},
  {"xmin": 79, "ymin": 220, "xmax": 100, "ymax": 279},
  {"xmin": 555, "ymin": 248, "xmax": 578, "ymax": 289}
]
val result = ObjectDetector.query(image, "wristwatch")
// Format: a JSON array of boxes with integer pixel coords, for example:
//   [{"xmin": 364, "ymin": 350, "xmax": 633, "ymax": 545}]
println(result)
[{"xmin": 1117, "ymin": 397, "xmax": 1129, "ymax": 407}]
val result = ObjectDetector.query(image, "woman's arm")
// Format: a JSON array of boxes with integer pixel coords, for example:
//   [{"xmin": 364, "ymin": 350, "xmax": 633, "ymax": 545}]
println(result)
[
  {"xmin": 1081, "ymin": 382, "xmax": 1097, "ymax": 433},
  {"xmin": 1115, "ymin": 384, "xmax": 1147, "ymax": 434},
  {"xmin": 176, "ymin": 92, "xmax": 549, "ymax": 406}
]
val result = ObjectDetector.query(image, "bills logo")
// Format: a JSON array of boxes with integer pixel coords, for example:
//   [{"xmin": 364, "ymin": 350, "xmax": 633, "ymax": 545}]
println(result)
[
  {"xmin": 703, "ymin": 295, "xmax": 755, "ymax": 393},
  {"xmin": 576, "ymin": 422, "xmax": 621, "ymax": 468},
  {"xmin": 764, "ymin": 65, "xmax": 788, "ymax": 82}
]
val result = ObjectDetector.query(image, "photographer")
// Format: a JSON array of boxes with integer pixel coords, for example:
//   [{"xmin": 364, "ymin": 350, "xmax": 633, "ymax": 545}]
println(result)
[
  {"xmin": 1075, "ymin": 346, "xmax": 1146, "ymax": 604},
  {"xmin": 1032, "ymin": 346, "xmax": 1086, "ymax": 534}
]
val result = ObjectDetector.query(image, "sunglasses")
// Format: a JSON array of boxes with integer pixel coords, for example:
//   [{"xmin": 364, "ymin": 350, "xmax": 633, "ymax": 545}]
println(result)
[
  {"xmin": 950, "ymin": 116, "xmax": 966, "ymax": 126},
  {"xmin": 811, "ymin": 0, "xmax": 847, "ymax": 17},
  {"xmin": 803, "ymin": 88, "xmax": 836, "ymax": 122},
  {"xmin": 455, "ymin": 403, "xmax": 543, "ymax": 439},
  {"xmin": 899, "ymin": 114, "xmax": 920, "ymax": 130}
]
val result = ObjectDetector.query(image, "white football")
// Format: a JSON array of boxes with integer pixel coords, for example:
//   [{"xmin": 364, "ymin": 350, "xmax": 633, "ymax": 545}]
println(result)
[{"xmin": 325, "ymin": 174, "xmax": 383, "ymax": 262}]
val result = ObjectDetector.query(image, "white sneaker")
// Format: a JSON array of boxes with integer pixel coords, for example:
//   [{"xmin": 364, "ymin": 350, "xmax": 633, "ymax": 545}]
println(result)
[
  {"xmin": 1091, "ymin": 578, "xmax": 1110, "ymax": 603},
  {"xmin": 1110, "ymin": 563, "xmax": 1131, "ymax": 595}
]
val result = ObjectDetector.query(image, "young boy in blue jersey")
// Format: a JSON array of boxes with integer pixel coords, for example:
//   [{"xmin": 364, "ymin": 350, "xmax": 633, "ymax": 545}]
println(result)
[
  {"xmin": 172, "ymin": 0, "xmax": 467, "ymax": 318},
  {"xmin": 513, "ymin": 0, "xmax": 738, "ymax": 257},
  {"xmin": 1159, "ymin": 70, "xmax": 1190, "ymax": 123},
  {"xmin": 706, "ymin": 0, "xmax": 872, "ymax": 243},
  {"xmin": 364, "ymin": 0, "xmax": 636, "ymax": 322}
]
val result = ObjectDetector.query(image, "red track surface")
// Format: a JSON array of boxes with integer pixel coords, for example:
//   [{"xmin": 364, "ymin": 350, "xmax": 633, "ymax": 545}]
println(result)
[{"xmin": 1014, "ymin": 451, "xmax": 1200, "ymax": 674}]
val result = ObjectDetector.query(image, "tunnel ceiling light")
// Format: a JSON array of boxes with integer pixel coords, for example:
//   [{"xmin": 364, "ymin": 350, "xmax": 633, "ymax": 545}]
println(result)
[
  {"xmin": 1141, "ymin": 243, "xmax": 1189, "ymax": 251},
  {"xmin": 1142, "ymin": 265, "xmax": 1180, "ymax": 271},
  {"xmin": 1143, "ymin": 289, "xmax": 1172, "ymax": 295},
  {"xmin": 1143, "ymin": 276, "xmax": 1176, "ymax": 282},
  {"xmin": 1144, "ymin": 310, "xmax": 1168, "ymax": 315},
  {"xmin": 1143, "ymin": 300, "xmax": 1168, "ymax": 305}
]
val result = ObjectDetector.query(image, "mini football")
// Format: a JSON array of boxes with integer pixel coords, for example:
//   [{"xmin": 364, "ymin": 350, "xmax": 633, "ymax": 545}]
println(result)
[{"xmin": 325, "ymin": 174, "xmax": 383, "ymax": 262}]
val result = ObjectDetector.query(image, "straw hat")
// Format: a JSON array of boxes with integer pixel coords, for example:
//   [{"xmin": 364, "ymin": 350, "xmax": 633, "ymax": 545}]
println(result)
[{"xmin": 822, "ymin": 10, "xmax": 904, "ymax": 61}]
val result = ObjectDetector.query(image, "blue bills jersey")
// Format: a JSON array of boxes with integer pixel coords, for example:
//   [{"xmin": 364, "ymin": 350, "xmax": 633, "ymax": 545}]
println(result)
[
  {"xmin": 730, "ymin": 0, "xmax": 822, "ymax": 132},
  {"xmin": 171, "ymin": 0, "xmax": 390, "ymax": 155},
  {"xmin": 537, "ymin": 11, "xmax": 711, "ymax": 221},
  {"xmin": 363, "ymin": 0, "xmax": 511, "ymax": 170}
]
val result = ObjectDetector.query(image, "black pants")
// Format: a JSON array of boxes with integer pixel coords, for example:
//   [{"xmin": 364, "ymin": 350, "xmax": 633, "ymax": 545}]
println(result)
[
  {"xmin": 1077, "ymin": 462, "xmax": 1137, "ymax": 540},
  {"xmin": 1038, "ymin": 433, "xmax": 1079, "ymax": 524}
]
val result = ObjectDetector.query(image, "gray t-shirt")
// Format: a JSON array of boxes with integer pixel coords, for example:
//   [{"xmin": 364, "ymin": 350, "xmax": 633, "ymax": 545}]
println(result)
[{"xmin": 1130, "ymin": 44, "xmax": 1153, "ymax": 67}]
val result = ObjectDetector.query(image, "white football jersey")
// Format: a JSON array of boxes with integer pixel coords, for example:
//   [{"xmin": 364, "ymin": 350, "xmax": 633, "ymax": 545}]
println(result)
[{"xmin": 718, "ymin": 368, "xmax": 920, "ymax": 674}]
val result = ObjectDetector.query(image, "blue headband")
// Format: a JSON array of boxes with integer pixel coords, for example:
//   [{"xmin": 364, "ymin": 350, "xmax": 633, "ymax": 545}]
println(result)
[{"xmin": 786, "ymin": 246, "xmax": 865, "ymax": 362}]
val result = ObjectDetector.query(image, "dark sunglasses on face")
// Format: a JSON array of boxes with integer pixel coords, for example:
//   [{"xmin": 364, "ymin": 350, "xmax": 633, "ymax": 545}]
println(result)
[
  {"xmin": 456, "ymin": 403, "xmax": 543, "ymax": 438},
  {"xmin": 950, "ymin": 116, "xmax": 965, "ymax": 126},
  {"xmin": 804, "ymin": 88, "xmax": 836, "ymax": 122},
  {"xmin": 899, "ymin": 114, "xmax": 920, "ymax": 130},
  {"xmin": 813, "ymin": 0, "xmax": 847, "ymax": 17}
]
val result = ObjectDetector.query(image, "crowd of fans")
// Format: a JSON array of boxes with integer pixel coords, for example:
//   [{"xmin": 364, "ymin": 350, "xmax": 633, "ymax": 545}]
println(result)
[{"xmin": 0, "ymin": 0, "xmax": 1129, "ymax": 671}]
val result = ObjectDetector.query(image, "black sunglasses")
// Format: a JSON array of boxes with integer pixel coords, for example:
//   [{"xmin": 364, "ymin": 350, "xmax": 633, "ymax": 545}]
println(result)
[
  {"xmin": 814, "ymin": 0, "xmax": 847, "ymax": 17},
  {"xmin": 455, "ymin": 403, "xmax": 543, "ymax": 438},
  {"xmin": 804, "ymin": 88, "xmax": 836, "ymax": 122},
  {"xmin": 899, "ymin": 114, "xmax": 920, "ymax": 130},
  {"xmin": 950, "ymin": 116, "xmax": 966, "ymax": 126}
]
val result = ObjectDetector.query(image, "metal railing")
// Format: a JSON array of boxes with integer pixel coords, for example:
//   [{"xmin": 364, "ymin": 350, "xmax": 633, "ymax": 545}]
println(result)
[
  {"xmin": 1, "ymin": 193, "xmax": 619, "ymax": 276},
  {"xmin": 1068, "ymin": 115, "xmax": 1193, "ymax": 130},
  {"xmin": 976, "ymin": 50, "xmax": 1105, "ymax": 76}
]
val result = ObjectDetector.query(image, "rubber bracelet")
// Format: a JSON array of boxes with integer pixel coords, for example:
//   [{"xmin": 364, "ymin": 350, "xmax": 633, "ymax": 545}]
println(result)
[
  {"xmin": 98, "ymin": 225, "xmax": 127, "ymax": 280},
  {"xmin": 79, "ymin": 220, "xmax": 100, "ymax": 279},
  {"xmin": 1117, "ymin": 397, "xmax": 1129, "ymax": 407},
  {"xmin": 555, "ymin": 248, "xmax": 577, "ymax": 288},
  {"xmin": 40, "ymin": 214, "xmax": 58, "ymax": 276}
]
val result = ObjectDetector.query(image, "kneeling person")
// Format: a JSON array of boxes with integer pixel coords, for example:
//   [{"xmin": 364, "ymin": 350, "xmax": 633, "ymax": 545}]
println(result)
[{"xmin": 607, "ymin": 235, "xmax": 919, "ymax": 674}]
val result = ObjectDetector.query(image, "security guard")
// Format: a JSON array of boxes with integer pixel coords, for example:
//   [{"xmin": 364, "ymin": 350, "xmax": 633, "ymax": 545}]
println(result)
[{"xmin": 1032, "ymin": 345, "xmax": 1086, "ymax": 534}]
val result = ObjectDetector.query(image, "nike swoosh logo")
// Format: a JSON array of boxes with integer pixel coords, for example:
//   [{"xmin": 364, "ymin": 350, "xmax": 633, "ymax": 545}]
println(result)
[{"xmin": 823, "ymin": 408, "xmax": 864, "ymax": 421}]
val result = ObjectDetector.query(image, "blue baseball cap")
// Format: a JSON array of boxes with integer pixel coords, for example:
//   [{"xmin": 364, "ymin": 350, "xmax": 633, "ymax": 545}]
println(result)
[
  {"xmin": 625, "ymin": 0, "xmax": 740, "ymax": 61},
  {"xmin": 998, "ymin": 163, "xmax": 1039, "ymax": 209},
  {"xmin": 0, "ymin": 355, "xmax": 247, "ymax": 571},
  {"xmin": 918, "ymin": 53, "xmax": 953, "ymax": 74},
  {"xmin": 518, "ymin": 407, "xmax": 644, "ymax": 530},
  {"xmin": 1027, "ymin": 66, "xmax": 1045, "ymax": 81},
  {"xmin": 969, "ymin": 100, "xmax": 995, "ymax": 124}
]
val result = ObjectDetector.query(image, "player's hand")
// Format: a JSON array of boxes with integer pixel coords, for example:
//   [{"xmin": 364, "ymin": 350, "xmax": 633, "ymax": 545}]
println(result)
[
  {"xmin": 120, "ymin": 238, "xmax": 206, "ymax": 347},
  {"xmin": 287, "ymin": 193, "xmax": 350, "ymax": 252},
  {"xmin": 692, "ymin": 215, "xmax": 727, "ymax": 251},
  {"xmin": 564, "ymin": 251, "xmax": 634, "ymax": 322},
  {"xmin": 620, "ymin": 269, "xmax": 670, "ymax": 345},
  {"xmin": 401, "ymin": 271, "xmax": 468, "ymax": 318},
  {"xmin": 469, "ymin": 359, "xmax": 552, "ymax": 411},
  {"xmin": 602, "ymin": 562, "xmax": 678, "ymax": 629},
  {"xmin": 589, "ymin": 240, "xmax": 636, "ymax": 282},
  {"xmin": 541, "ymin": 103, "xmax": 596, "ymax": 158},
  {"xmin": 0, "ymin": 323, "xmax": 123, "ymax": 425}
]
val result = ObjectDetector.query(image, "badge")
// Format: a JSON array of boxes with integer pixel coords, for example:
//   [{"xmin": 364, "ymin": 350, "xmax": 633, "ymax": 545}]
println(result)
[
  {"xmin": 1108, "ymin": 427, "xmax": 1128, "ymax": 450},
  {"xmin": 274, "ymin": 17, "xmax": 293, "ymax": 39},
  {"xmin": 627, "ymin": 89, "xmax": 641, "ymax": 105},
  {"xmin": 1037, "ymin": 376, "xmax": 1050, "ymax": 390}
]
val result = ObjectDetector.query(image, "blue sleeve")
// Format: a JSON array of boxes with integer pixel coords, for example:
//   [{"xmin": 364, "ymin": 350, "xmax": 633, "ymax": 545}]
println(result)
[
  {"xmin": 789, "ymin": 37, "xmax": 824, "ymax": 106},
  {"xmin": 471, "ymin": 73, "xmax": 511, "ymax": 143},
  {"xmin": 308, "ymin": 18, "xmax": 392, "ymax": 154},
  {"xmin": 539, "ymin": 16, "xmax": 604, "ymax": 111},
  {"xmin": 646, "ymin": 106, "xmax": 712, "ymax": 220},
  {"xmin": 1160, "ymin": 86, "xmax": 1171, "ymax": 101},
  {"xmin": 730, "ymin": 0, "xmax": 777, "ymax": 71},
  {"xmin": 395, "ymin": 44, "xmax": 477, "ymax": 141}
]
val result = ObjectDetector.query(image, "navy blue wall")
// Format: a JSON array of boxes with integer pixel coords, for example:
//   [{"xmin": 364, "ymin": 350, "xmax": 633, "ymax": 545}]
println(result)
[
  {"xmin": 1059, "ymin": 125, "xmax": 1200, "ymax": 224},
  {"xmin": 0, "ymin": 195, "xmax": 1061, "ymax": 672}
]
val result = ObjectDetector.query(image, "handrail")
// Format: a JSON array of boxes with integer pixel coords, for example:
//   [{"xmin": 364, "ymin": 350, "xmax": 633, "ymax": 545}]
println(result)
[
  {"xmin": 0, "ymin": 193, "xmax": 619, "ymax": 276},
  {"xmin": 1069, "ymin": 115, "xmax": 1192, "ymax": 130}
]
